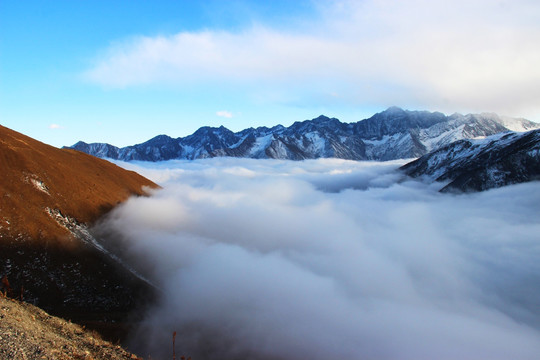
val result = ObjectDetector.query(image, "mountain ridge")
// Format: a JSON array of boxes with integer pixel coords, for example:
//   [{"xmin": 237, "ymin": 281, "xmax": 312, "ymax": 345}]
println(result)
[
  {"xmin": 69, "ymin": 107, "xmax": 540, "ymax": 162},
  {"xmin": 401, "ymin": 128, "xmax": 540, "ymax": 192}
]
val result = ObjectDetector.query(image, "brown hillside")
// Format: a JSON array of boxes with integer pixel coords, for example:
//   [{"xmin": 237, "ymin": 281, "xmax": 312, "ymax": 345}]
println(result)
[
  {"xmin": 0, "ymin": 125, "xmax": 159, "ymax": 344},
  {"xmin": 0, "ymin": 124, "xmax": 158, "ymax": 244}
]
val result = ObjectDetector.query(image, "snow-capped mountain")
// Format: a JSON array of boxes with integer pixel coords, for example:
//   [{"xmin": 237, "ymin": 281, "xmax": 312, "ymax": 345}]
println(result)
[
  {"xmin": 401, "ymin": 129, "xmax": 540, "ymax": 192},
  {"xmin": 70, "ymin": 107, "xmax": 539, "ymax": 162}
]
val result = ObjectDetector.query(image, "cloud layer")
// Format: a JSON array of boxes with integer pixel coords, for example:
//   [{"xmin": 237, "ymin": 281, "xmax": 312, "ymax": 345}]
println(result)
[
  {"xmin": 83, "ymin": 0, "xmax": 540, "ymax": 117},
  {"xmin": 96, "ymin": 158, "xmax": 540, "ymax": 360}
]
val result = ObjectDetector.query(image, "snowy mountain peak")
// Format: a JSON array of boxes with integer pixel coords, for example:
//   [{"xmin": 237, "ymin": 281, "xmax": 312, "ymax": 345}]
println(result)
[
  {"xmin": 312, "ymin": 115, "xmax": 336, "ymax": 123},
  {"xmin": 143, "ymin": 134, "xmax": 174, "ymax": 146},
  {"xmin": 381, "ymin": 106, "xmax": 407, "ymax": 115}
]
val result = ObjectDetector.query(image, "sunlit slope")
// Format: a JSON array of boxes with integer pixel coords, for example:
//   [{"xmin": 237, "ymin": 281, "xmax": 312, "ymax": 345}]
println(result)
[{"xmin": 0, "ymin": 124, "xmax": 158, "ymax": 244}]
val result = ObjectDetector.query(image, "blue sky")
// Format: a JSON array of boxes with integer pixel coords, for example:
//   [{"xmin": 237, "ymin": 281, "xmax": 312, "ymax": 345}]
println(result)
[{"xmin": 2, "ymin": 0, "xmax": 540, "ymax": 148}]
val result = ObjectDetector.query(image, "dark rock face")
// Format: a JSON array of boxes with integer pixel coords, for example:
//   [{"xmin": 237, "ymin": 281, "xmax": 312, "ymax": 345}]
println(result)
[
  {"xmin": 400, "ymin": 129, "xmax": 540, "ymax": 192},
  {"xmin": 69, "ymin": 107, "xmax": 539, "ymax": 162},
  {"xmin": 0, "ymin": 238, "xmax": 152, "ymax": 317}
]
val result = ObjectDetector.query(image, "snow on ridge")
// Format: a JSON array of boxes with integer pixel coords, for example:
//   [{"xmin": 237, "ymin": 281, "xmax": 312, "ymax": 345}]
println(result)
[
  {"xmin": 45, "ymin": 207, "xmax": 155, "ymax": 287},
  {"xmin": 249, "ymin": 134, "xmax": 274, "ymax": 157},
  {"xmin": 22, "ymin": 174, "xmax": 51, "ymax": 195},
  {"xmin": 499, "ymin": 116, "xmax": 540, "ymax": 132},
  {"xmin": 229, "ymin": 135, "xmax": 249, "ymax": 149},
  {"xmin": 363, "ymin": 133, "xmax": 402, "ymax": 146},
  {"xmin": 304, "ymin": 132, "xmax": 326, "ymax": 154},
  {"xmin": 30, "ymin": 178, "xmax": 50, "ymax": 195}
]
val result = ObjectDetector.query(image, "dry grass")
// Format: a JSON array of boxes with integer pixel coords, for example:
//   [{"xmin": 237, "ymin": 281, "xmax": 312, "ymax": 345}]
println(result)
[
  {"xmin": 0, "ymin": 124, "xmax": 159, "ymax": 246},
  {"xmin": 0, "ymin": 296, "xmax": 144, "ymax": 359}
]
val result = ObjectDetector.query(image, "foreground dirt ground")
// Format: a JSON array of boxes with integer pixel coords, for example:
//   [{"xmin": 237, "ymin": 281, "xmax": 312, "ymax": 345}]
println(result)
[{"xmin": 0, "ymin": 296, "xmax": 142, "ymax": 360}]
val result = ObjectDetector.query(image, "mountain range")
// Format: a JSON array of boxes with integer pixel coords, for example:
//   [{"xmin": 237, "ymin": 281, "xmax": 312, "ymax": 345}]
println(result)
[{"xmin": 70, "ymin": 106, "xmax": 539, "ymax": 162}]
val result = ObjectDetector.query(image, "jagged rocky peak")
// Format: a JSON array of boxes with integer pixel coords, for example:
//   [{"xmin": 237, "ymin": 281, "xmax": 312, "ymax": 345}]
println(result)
[
  {"xmin": 381, "ymin": 106, "xmax": 407, "ymax": 116},
  {"xmin": 311, "ymin": 114, "xmax": 339, "ymax": 124},
  {"xmin": 188, "ymin": 125, "xmax": 237, "ymax": 143},
  {"xmin": 192, "ymin": 125, "xmax": 231, "ymax": 136},
  {"xmin": 312, "ymin": 115, "xmax": 343, "ymax": 129},
  {"xmin": 72, "ymin": 140, "xmax": 89, "ymax": 147},
  {"xmin": 145, "ymin": 134, "xmax": 174, "ymax": 143},
  {"xmin": 375, "ymin": 106, "xmax": 444, "ymax": 120},
  {"xmin": 287, "ymin": 115, "xmax": 343, "ymax": 134},
  {"xmin": 356, "ymin": 106, "xmax": 448, "ymax": 139}
]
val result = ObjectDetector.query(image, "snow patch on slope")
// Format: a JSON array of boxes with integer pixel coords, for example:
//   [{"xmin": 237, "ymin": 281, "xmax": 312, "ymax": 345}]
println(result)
[
  {"xmin": 45, "ymin": 207, "xmax": 155, "ymax": 287},
  {"xmin": 30, "ymin": 178, "xmax": 50, "ymax": 195},
  {"xmin": 249, "ymin": 134, "xmax": 274, "ymax": 157}
]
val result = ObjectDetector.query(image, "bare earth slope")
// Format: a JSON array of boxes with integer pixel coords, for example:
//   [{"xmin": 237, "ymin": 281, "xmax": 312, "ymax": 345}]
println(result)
[
  {"xmin": 0, "ymin": 124, "xmax": 160, "ymax": 343},
  {"xmin": 0, "ymin": 124, "xmax": 157, "ymax": 243},
  {"xmin": 0, "ymin": 296, "xmax": 141, "ymax": 360}
]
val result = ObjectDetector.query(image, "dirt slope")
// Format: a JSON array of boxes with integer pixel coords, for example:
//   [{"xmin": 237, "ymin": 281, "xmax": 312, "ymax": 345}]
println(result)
[
  {"xmin": 0, "ymin": 124, "xmax": 160, "ymax": 344},
  {"xmin": 0, "ymin": 124, "xmax": 158, "ymax": 244},
  {"xmin": 0, "ymin": 296, "xmax": 142, "ymax": 359}
]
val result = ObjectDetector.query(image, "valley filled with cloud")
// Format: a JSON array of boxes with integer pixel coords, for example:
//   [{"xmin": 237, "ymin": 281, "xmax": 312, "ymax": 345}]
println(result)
[{"xmin": 94, "ymin": 158, "xmax": 540, "ymax": 359}]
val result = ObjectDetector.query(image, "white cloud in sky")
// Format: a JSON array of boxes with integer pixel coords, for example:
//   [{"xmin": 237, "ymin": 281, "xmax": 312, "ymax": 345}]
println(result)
[
  {"xmin": 48, "ymin": 123, "xmax": 63, "ymax": 129},
  {"xmin": 216, "ymin": 110, "xmax": 233, "ymax": 118},
  {"xmin": 96, "ymin": 158, "xmax": 540, "ymax": 360},
  {"xmin": 83, "ymin": 0, "xmax": 540, "ymax": 118}
]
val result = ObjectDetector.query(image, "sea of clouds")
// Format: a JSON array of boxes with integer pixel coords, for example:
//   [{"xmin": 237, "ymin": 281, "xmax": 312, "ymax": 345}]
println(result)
[{"xmin": 97, "ymin": 158, "xmax": 540, "ymax": 360}]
